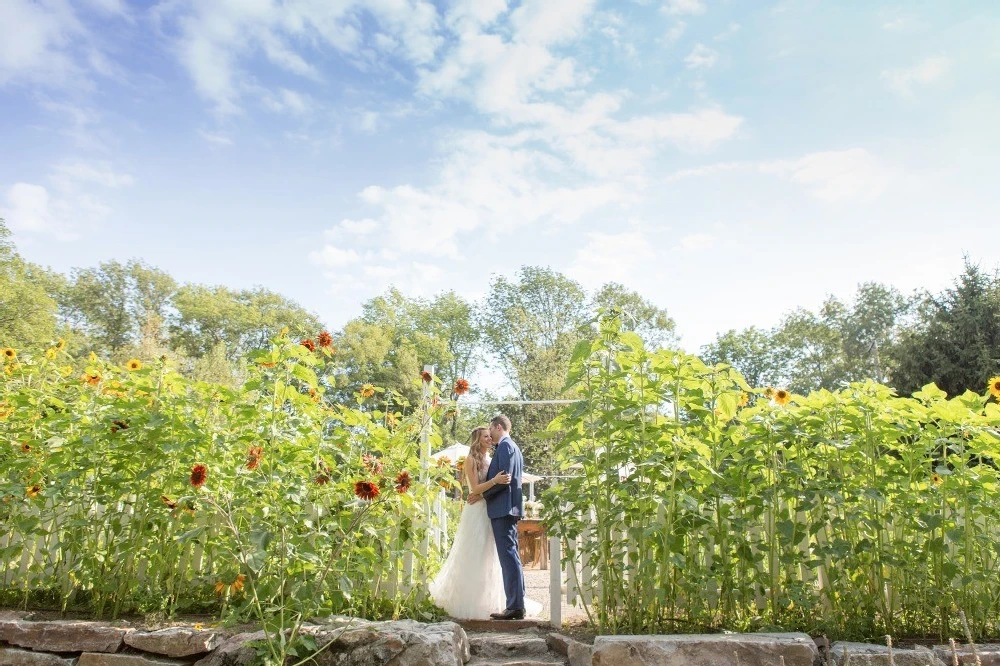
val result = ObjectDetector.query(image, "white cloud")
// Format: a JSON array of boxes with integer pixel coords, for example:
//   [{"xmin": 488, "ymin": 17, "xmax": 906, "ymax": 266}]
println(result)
[
  {"xmin": 0, "ymin": 0, "xmax": 83, "ymax": 86},
  {"xmin": 613, "ymin": 108, "xmax": 743, "ymax": 151},
  {"xmin": 662, "ymin": 0, "xmax": 706, "ymax": 16},
  {"xmin": 684, "ymin": 43, "xmax": 718, "ymax": 69},
  {"xmin": 714, "ymin": 22, "xmax": 741, "ymax": 41},
  {"xmin": 510, "ymin": 0, "xmax": 597, "ymax": 46},
  {"xmin": 1, "ymin": 159, "xmax": 135, "ymax": 239},
  {"xmin": 667, "ymin": 148, "xmax": 892, "ymax": 203},
  {"xmin": 163, "ymin": 0, "xmax": 443, "ymax": 115},
  {"xmin": 199, "ymin": 130, "xmax": 233, "ymax": 146},
  {"xmin": 677, "ymin": 232, "xmax": 714, "ymax": 251},
  {"xmin": 569, "ymin": 230, "xmax": 655, "ymax": 287},
  {"xmin": 663, "ymin": 21, "xmax": 687, "ymax": 44},
  {"xmin": 882, "ymin": 18, "xmax": 906, "ymax": 31},
  {"xmin": 50, "ymin": 160, "xmax": 135, "ymax": 189},
  {"xmin": 881, "ymin": 56, "xmax": 950, "ymax": 96}
]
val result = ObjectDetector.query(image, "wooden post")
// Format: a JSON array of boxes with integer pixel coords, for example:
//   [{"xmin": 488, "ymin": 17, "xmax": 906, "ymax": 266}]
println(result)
[
  {"xmin": 420, "ymin": 365, "xmax": 434, "ymax": 566},
  {"xmin": 549, "ymin": 536, "xmax": 562, "ymax": 627}
]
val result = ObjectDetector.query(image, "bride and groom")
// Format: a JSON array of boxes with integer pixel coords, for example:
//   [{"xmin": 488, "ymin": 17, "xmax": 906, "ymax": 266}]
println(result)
[{"xmin": 429, "ymin": 415, "xmax": 542, "ymax": 619}]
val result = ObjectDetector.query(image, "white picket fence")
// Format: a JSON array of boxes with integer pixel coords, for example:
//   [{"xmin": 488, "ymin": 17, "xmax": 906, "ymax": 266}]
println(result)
[{"xmin": 1, "ymin": 491, "xmax": 451, "ymax": 601}]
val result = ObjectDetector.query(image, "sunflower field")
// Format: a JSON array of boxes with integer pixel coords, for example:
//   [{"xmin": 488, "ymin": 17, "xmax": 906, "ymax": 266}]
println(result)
[
  {"xmin": 544, "ymin": 315, "xmax": 1000, "ymax": 641},
  {"xmin": 0, "ymin": 334, "xmax": 453, "ymax": 629}
]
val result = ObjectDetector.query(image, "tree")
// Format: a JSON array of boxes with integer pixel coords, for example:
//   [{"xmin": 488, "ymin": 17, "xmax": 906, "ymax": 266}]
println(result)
[
  {"xmin": 61, "ymin": 260, "xmax": 176, "ymax": 356},
  {"xmin": 888, "ymin": 261, "xmax": 1000, "ymax": 396},
  {"xmin": 702, "ymin": 326, "xmax": 782, "ymax": 389},
  {"xmin": 170, "ymin": 285, "xmax": 322, "ymax": 359},
  {"xmin": 0, "ymin": 219, "xmax": 60, "ymax": 349},
  {"xmin": 591, "ymin": 282, "xmax": 677, "ymax": 348},
  {"xmin": 483, "ymin": 267, "xmax": 590, "ymax": 475}
]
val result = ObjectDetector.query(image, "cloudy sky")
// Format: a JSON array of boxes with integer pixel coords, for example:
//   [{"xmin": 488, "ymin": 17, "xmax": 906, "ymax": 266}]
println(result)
[{"xmin": 1, "ymin": 0, "xmax": 998, "ymax": 353}]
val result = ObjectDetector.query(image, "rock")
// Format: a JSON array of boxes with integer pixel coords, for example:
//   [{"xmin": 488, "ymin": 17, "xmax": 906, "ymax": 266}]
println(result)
[
  {"xmin": 591, "ymin": 632, "xmax": 818, "ymax": 666},
  {"xmin": 0, "ymin": 647, "xmax": 76, "ymax": 666},
  {"xmin": 547, "ymin": 634, "xmax": 571, "ymax": 657},
  {"xmin": 194, "ymin": 620, "xmax": 468, "ymax": 666},
  {"xmin": 457, "ymin": 619, "xmax": 550, "ymax": 634},
  {"xmin": 125, "ymin": 628, "xmax": 225, "ymax": 658},
  {"xmin": 547, "ymin": 634, "xmax": 592, "ymax": 666},
  {"xmin": 567, "ymin": 639, "xmax": 593, "ymax": 666},
  {"xmin": 470, "ymin": 633, "xmax": 549, "ymax": 659},
  {"xmin": 933, "ymin": 644, "xmax": 1000, "ymax": 666},
  {"xmin": 192, "ymin": 632, "xmax": 264, "ymax": 666},
  {"xmin": 78, "ymin": 654, "xmax": 191, "ymax": 666},
  {"xmin": 309, "ymin": 619, "xmax": 469, "ymax": 666},
  {"xmin": 830, "ymin": 642, "xmax": 945, "ymax": 666},
  {"xmin": 2, "ymin": 621, "xmax": 133, "ymax": 654}
]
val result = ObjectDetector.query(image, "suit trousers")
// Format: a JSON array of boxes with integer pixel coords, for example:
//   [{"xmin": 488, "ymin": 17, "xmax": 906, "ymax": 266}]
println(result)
[{"xmin": 490, "ymin": 515, "xmax": 525, "ymax": 612}]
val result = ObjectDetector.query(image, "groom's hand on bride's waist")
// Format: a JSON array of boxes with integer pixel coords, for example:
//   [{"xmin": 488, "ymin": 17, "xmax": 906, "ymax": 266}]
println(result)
[{"xmin": 467, "ymin": 493, "xmax": 482, "ymax": 504}]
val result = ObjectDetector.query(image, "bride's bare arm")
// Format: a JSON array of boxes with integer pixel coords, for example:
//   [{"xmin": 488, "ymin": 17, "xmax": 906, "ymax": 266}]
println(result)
[{"xmin": 465, "ymin": 459, "xmax": 510, "ymax": 496}]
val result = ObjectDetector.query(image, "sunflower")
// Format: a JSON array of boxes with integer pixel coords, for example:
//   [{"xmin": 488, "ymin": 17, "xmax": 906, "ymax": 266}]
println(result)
[
  {"xmin": 395, "ymin": 470, "xmax": 412, "ymax": 494},
  {"xmin": 317, "ymin": 331, "xmax": 333, "ymax": 348},
  {"xmin": 359, "ymin": 383, "xmax": 375, "ymax": 398},
  {"xmin": 738, "ymin": 392, "xmax": 750, "ymax": 407},
  {"xmin": 989, "ymin": 376, "xmax": 1000, "ymax": 400},
  {"xmin": 45, "ymin": 349, "xmax": 57, "ymax": 361},
  {"xmin": 214, "ymin": 581, "xmax": 226, "ymax": 595},
  {"xmin": 230, "ymin": 574, "xmax": 246, "ymax": 594},
  {"xmin": 2, "ymin": 348, "xmax": 15, "ymax": 360},
  {"xmin": 301, "ymin": 338, "xmax": 316, "ymax": 352},
  {"xmin": 246, "ymin": 446, "xmax": 263, "ymax": 471},
  {"xmin": 26, "ymin": 484, "xmax": 42, "ymax": 499},
  {"xmin": 59, "ymin": 366, "xmax": 72, "ymax": 377},
  {"xmin": 259, "ymin": 360, "xmax": 277, "ymax": 369},
  {"xmin": 308, "ymin": 388, "xmax": 320, "ymax": 403},
  {"xmin": 315, "ymin": 473, "xmax": 330, "ymax": 485},
  {"xmin": 161, "ymin": 495, "xmax": 178, "ymax": 509},
  {"xmin": 190, "ymin": 464, "xmax": 208, "ymax": 488},
  {"xmin": 421, "ymin": 370, "xmax": 433, "ymax": 383},
  {"xmin": 931, "ymin": 473, "xmax": 943, "ymax": 486},
  {"xmin": 21, "ymin": 443, "xmax": 31, "ymax": 453},
  {"xmin": 453, "ymin": 378, "xmax": 470, "ymax": 396},
  {"xmin": 126, "ymin": 359, "xmax": 142, "ymax": 371},
  {"xmin": 774, "ymin": 389, "xmax": 791, "ymax": 406},
  {"xmin": 82, "ymin": 373, "xmax": 101, "ymax": 386},
  {"xmin": 763, "ymin": 387, "xmax": 775, "ymax": 400},
  {"xmin": 354, "ymin": 480, "xmax": 379, "ymax": 501},
  {"xmin": 279, "ymin": 326, "xmax": 289, "ymax": 338},
  {"xmin": 55, "ymin": 339, "xmax": 66, "ymax": 350},
  {"xmin": 111, "ymin": 419, "xmax": 129, "ymax": 434},
  {"xmin": 0, "ymin": 403, "xmax": 12, "ymax": 419}
]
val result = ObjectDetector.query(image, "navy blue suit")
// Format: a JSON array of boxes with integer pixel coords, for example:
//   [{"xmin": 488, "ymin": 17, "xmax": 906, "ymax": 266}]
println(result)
[{"xmin": 483, "ymin": 434, "xmax": 525, "ymax": 612}]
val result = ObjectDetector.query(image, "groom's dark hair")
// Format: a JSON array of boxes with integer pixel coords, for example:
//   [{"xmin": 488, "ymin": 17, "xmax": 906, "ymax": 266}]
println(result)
[{"xmin": 490, "ymin": 414, "xmax": 511, "ymax": 432}]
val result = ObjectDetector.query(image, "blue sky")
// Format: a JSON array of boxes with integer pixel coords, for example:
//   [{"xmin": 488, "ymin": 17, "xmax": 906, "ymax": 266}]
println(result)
[{"xmin": 2, "ymin": 0, "xmax": 999, "ymax": 355}]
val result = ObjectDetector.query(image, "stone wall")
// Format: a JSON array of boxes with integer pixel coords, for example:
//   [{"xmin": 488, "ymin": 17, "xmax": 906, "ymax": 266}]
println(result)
[{"xmin": 0, "ymin": 613, "xmax": 469, "ymax": 666}]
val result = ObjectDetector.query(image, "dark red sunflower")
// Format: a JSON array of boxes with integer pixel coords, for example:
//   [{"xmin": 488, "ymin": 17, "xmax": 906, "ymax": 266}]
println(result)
[
  {"xmin": 317, "ymin": 331, "xmax": 333, "ymax": 348},
  {"xmin": 111, "ymin": 419, "xmax": 129, "ymax": 434},
  {"xmin": 160, "ymin": 495, "xmax": 178, "ymax": 509},
  {"xmin": 190, "ymin": 464, "xmax": 208, "ymax": 488},
  {"xmin": 395, "ymin": 470, "xmax": 412, "ymax": 494},
  {"xmin": 354, "ymin": 480, "xmax": 379, "ymax": 501},
  {"xmin": 301, "ymin": 338, "xmax": 316, "ymax": 352},
  {"xmin": 246, "ymin": 446, "xmax": 263, "ymax": 471},
  {"xmin": 20, "ymin": 442, "xmax": 31, "ymax": 453},
  {"xmin": 421, "ymin": 370, "xmax": 433, "ymax": 383},
  {"xmin": 453, "ymin": 378, "xmax": 470, "ymax": 395},
  {"xmin": 359, "ymin": 383, "xmax": 375, "ymax": 398}
]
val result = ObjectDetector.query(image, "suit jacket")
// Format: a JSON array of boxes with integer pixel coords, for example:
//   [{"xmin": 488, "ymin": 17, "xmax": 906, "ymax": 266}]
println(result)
[{"xmin": 483, "ymin": 435, "xmax": 523, "ymax": 520}]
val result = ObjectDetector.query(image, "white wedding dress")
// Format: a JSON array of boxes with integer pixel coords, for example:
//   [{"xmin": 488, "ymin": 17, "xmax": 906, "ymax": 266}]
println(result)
[{"xmin": 428, "ymin": 455, "xmax": 542, "ymax": 619}]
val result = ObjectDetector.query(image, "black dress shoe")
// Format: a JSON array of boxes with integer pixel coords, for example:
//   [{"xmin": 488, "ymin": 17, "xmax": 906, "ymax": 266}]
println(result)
[{"xmin": 493, "ymin": 609, "xmax": 525, "ymax": 620}]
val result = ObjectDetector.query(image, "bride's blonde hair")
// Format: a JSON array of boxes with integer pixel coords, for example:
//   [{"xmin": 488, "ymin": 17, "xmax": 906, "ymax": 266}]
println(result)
[{"xmin": 464, "ymin": 426, "xmax": 489, "ymax": 488}]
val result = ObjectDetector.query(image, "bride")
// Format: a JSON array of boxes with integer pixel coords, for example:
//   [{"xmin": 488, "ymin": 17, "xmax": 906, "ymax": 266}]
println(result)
[{"xmin": 428, "ymin": 426, "xmax": 540, "ymax": 619}]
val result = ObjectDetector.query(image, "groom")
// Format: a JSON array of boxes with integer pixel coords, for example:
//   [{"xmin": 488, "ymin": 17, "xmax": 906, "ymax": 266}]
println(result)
[{"xmin": 482, "ymin": 414, "xmax": 526, "ymax": 620}]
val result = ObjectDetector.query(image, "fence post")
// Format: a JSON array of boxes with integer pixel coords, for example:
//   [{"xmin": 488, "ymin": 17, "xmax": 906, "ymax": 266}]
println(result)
[
  {"xmin": 549, "ymin": 536, "xmax": 561, "ymax": 627},
  {"xmin": 420, "ymin": 365, "xmax": 435, "ymax": 567}
]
